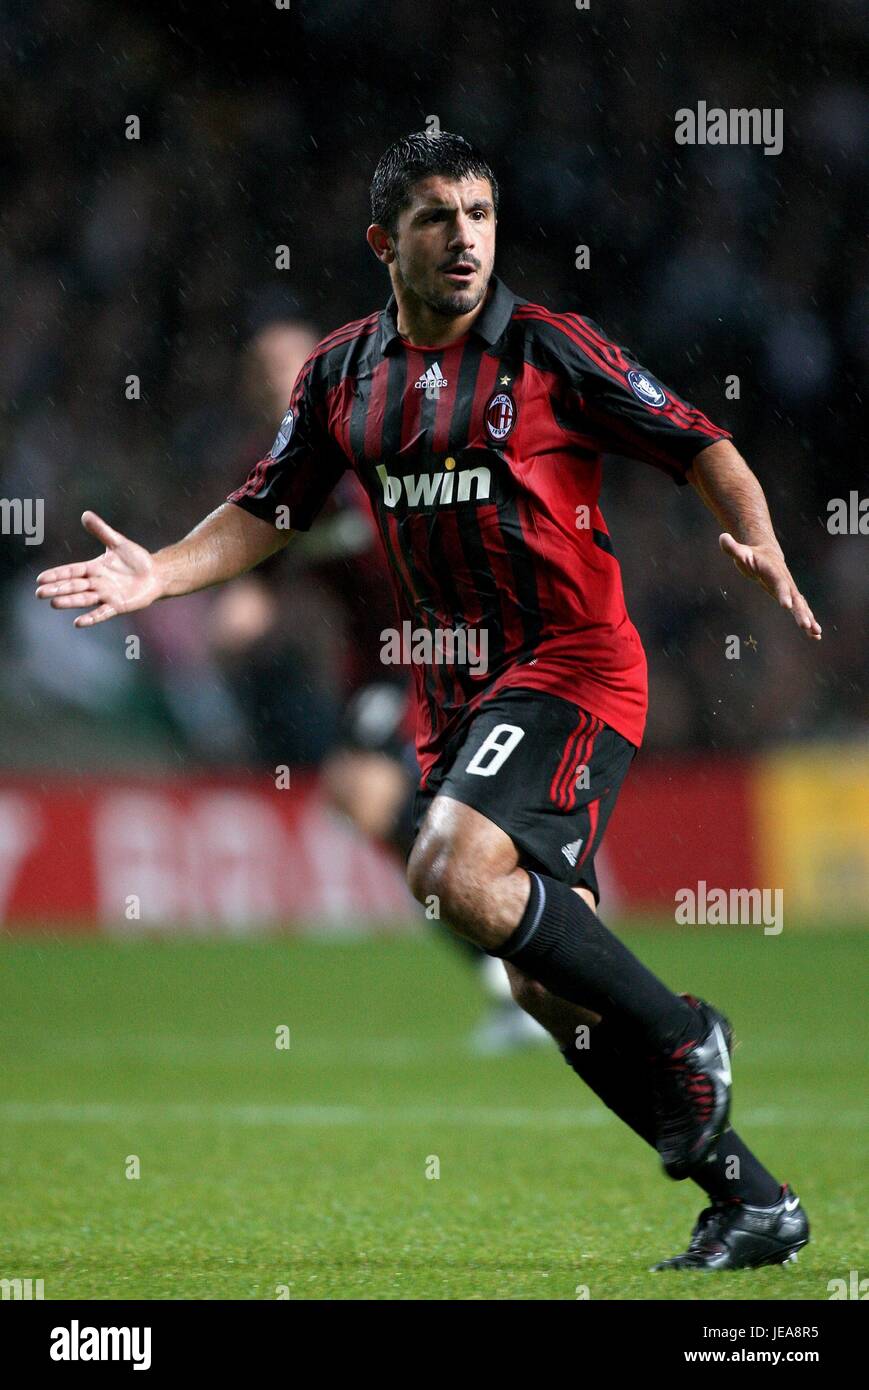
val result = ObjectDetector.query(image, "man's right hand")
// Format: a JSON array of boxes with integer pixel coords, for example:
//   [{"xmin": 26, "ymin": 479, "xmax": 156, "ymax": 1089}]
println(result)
[{"xmin": 35, "ymin": 511, "xmax": 164, "ymax": 627}]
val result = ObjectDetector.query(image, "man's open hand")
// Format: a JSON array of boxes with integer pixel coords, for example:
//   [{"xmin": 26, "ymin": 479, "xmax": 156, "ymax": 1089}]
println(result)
[
  {"xmin": 35, "ymin": 511, "xmax": 164, "ymax": 627},
  {"xmin": 719, "ymin": 533, "xmax": 822, "ymax": 640}
]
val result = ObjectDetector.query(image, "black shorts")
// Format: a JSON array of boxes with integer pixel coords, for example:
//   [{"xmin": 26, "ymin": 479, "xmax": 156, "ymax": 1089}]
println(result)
[{"xmin": 412, "ymin": 688, "xmax": 637, "ymax": 905}]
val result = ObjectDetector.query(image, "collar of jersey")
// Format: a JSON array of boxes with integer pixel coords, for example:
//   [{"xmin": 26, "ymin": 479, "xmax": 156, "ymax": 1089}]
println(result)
[{"xmin": 379, "ymin": 273, "xmax": 516, "ymax": 355}]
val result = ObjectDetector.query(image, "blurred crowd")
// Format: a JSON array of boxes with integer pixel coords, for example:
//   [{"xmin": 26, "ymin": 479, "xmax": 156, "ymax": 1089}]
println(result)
[{"xmin": 1, "ymin": 0, "xmax": 865, "ymax": 770}]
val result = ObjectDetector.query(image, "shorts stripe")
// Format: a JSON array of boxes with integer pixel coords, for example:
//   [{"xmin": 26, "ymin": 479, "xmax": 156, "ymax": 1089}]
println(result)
[
  {"xmin": 550, "ymin": 711, "xmax": 591, "ymax": 810},
  {"xmin": 577, "ymin": 796, "xmax": 601, "ymax": 865},
  {"xmin": 565, "ymin": 717, "xmax": 602, "ymax": 812}
]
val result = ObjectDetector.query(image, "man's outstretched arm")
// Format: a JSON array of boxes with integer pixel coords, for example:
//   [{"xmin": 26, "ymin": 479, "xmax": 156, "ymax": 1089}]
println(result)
[
  {"xmin": 686, "ymin": 439, "xmax": 822, "ymax": 640},
  {"xmin": 35, "ymin": 503, "xmax": 288, "ymax": 627}
]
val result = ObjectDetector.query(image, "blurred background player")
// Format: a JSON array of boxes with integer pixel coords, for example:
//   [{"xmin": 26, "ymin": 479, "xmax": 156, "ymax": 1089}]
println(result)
[
  {"xmin": 206, "ymin": 316, "xmax": 373, "ymax": 767},
  {"xmin": 321, "ymin": 681, "xmax": 549, "ymax": 1054}
]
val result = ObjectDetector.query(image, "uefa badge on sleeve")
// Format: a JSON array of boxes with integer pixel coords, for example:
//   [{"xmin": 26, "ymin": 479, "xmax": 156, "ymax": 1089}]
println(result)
[
  {"xmin": 484, "ymin": 391, "xmax": 517, "ymax": 441},
  {"xmin": 269, "ymin": 407, "xmax": 295, "ymax": 458},
  {"xmin": 626, "ymin": 369, "xmax": 666, "ymax": 408}
]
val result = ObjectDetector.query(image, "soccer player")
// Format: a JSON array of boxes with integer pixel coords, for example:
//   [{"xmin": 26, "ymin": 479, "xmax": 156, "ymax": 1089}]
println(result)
[{"xmin": 37, "ymin": 132, "xmax": 821, "ymax": 1271}]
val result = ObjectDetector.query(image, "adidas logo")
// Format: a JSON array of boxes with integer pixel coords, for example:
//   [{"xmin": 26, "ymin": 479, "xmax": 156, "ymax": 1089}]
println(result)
[
  {"xmin": 561, "ymin": 838, "xmax": 583, "ymax": 867},
  {"xmin": 414, "ymin": 362, "xmax": 448, "ymax": 390}
]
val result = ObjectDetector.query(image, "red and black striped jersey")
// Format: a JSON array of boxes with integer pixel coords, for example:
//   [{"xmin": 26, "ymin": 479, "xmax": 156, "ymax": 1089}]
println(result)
[{"xmin": 228, "ymin": 275, "xmax": 731, "ymax": 776}]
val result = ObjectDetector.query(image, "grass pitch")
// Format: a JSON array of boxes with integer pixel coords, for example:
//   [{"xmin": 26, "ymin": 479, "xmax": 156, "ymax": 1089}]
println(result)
[{"xmin": 1, "ymin": 923, "xmax": 865, "ymax": 1300}]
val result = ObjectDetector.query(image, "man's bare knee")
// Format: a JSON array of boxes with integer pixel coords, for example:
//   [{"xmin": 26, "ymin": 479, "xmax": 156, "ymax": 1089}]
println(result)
[
  {"xmin": 407, "ymin": 848, "xmax": 474, "ymax": 937},
  {"xmin": 407, "ymin": 848, "xmax": 508, "ymax": 950},
  {"xmin": 407, "ymin": 798, "xmax": 527, "ymax": 950}
]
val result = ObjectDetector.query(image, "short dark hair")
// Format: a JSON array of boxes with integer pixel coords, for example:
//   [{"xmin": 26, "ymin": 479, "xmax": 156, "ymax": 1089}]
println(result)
[{"xmin": 370, "ymin": 131, "xmax": 499, "ymax": 236}]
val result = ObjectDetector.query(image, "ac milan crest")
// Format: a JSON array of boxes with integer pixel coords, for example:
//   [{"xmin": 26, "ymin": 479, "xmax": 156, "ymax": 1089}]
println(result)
[{"xmin": 484, "ymin": 391, "xmax": 516, "ymax": 441}]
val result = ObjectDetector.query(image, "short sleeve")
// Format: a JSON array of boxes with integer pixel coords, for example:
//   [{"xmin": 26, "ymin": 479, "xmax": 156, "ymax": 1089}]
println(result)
[
  {"xmin": 227, "ymin": 350, "xmax": 347, "ymax": 530},
  {"xmin": 546, "ymin": 312, "xmax": 732, "ymax": 484}
]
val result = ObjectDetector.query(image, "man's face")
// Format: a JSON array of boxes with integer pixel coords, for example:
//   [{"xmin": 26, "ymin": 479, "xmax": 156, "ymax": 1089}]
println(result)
[{"xmin": 387, "ymin": 174, "xmax": 496, "ymax": 318}]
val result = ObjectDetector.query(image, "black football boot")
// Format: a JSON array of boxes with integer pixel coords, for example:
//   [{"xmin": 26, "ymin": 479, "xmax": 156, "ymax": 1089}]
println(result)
[
  {"xmin": 651, "ymin": 1184, "xmax": 809, "ymax": 1270},
  {"xmin": 651, "ymin": 996, "xmax": 733, "ymax": 1179}
]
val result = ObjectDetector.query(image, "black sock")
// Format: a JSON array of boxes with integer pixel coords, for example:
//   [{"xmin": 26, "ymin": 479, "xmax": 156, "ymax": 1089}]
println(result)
[
  {"xmin": 562, "ymin": 1017, "xmax": 657, "ymax": 1144},
  {"xmin": 492, "ymin": 871, "xmax": 695, "ymax": 1053},
  {"xmin": 562, "ymin": 1019, "xmax": 782, "ymax": 1206},
  {"xmin": 697, "ymin": 1131, "xmax": 783, "ymax": 1207}
]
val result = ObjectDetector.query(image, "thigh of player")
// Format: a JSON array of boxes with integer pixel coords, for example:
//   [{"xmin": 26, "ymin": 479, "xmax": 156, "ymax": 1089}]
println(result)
[{"xmin": 411, "ymin": 687, "xmax": 637, "ymax": 910}]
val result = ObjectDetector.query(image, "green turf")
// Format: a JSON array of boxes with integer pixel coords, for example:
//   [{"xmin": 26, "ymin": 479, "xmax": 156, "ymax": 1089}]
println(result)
[{"xmin": 0, "ymin": 923, "xmax": 866, "ymax": 1300}]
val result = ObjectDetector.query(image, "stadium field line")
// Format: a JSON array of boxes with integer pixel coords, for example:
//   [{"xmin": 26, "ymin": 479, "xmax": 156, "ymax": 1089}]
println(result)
[
  {"xmin": 1, "ymin": 1101, "xmax": 866, "ymax": 1129},
  {"xmin": 10, "ymin": 1032, "xmax": 867, "ymax": 1065},
  {"xmin": 9, "ymin": 1034, "xmax": 475, "ymax": 1065}
]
